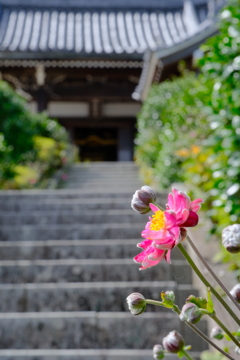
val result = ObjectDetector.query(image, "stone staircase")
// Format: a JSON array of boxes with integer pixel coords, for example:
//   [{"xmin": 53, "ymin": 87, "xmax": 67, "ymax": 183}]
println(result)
[{"xmin": 0, "ymin": 162, "xmax": 208, "ymax": 360}]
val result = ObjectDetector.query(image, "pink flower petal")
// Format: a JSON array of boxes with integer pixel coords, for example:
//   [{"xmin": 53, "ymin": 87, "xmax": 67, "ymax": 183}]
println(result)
[
  {"xmin": 134, "ymin": 251, "xmax": 147, "ymax": 263},
  {"xmin": 180, "ymin": 209, "xmax": 189, "ymax": 224},
  {"xmin": 190, "ymin": 198, "xmax": 203, "ymax": 212},
  {"xmin": 164, "ymin": 250, "xmax": 171, "ymax": 264},
  {"xmin": 181, "ymin": 211, "xmax": 199, "ymax": 227},
  {"xmin": 164, "ymin": 211, "xmax": 177, "ymax": 228},
  {"xmin": 154, "ymin": 238, "xmax": 175, "ymax": 250},
  {"xmin": 169, "ymin": 225, "xmax": 180, "ymax": 242},
  {"xmin": 179, "ymin": 191, "xmax": 191, "ymax": 208},
  {"xmin": 149, "ymin": 203, "xmax": 160, "ymax": 212},
  {"xmin": 137, "ymin": 239, "xmax": 153, "ymax": 249},
  {"xmin": 142, "ymin": 254, "xmax": 164, "ymax": 269},
  {"xmin": 141, "ymin": 228, "xmax": 167, "ymax": 240},
  {"xmin": 148, "ymin": 248, "xmax": 165, "ymax": 261},
  {"xmin": 167, "ymin": 192, "xmax": 174, "ymax": 209}
]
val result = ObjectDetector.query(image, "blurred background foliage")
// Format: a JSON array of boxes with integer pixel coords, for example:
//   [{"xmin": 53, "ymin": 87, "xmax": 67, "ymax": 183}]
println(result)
[
  {"xmin": 135, "ymin": 0, "xmax": 240, "ymax": 278},
  {"xmin": 0, "ymin": 80, "xmax": 73, "ymax": 189}
]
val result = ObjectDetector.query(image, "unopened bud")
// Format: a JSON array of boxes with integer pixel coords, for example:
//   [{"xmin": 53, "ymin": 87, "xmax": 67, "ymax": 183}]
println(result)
[
  {"xmin": 210, "ymin": 326, "xmax": 224, "ymax": 340},
  {"xmin": 180, "ymin": 228, "xmax": 187, "ymax": 241},
  {"xmin": 153, "ymin": 344, "xmax": 165, "ymax": 359},
  {"xmin": 162, "ymin": 331, "xmax": 184, "ymax": 353},
  {"xmin": 131, "ymin": 186, "xmax": 157, "ymax": 214},
  {"xmin": 161, "ymin": 291, "xmax": 175, "ymax": 307},
  {"xmin": 230, "ymin": 284, "xmax": 240, "ymax": 303},
  {"xmin": 235, "ymin": 346, "xmax": 240, "ymax": 355},
  {"xmin": 222, "ymin": 224, "xmax": 240, "ymax": 253},
  {"xmin": 126, "ymin": 292, "xmax": 146, "ymax": 315},
  {"xmin": 179, "ymin": 303, "xmax": 203, "ymax": 324}
]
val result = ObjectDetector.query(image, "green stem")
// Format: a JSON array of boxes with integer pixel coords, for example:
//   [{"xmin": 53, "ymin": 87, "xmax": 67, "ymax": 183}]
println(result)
[
  {"xmin": 145, "ymin": 299, "xmax": 165, "ymax": 307},
  {"xmin": 181, "ymin": 349, "xmax": 195, "ymax": 360},
  {"xmin": 145, "ymin": 299, "xmax": 235, "ymax": 360},
  {"xmin": 212, "ymin": 314, "xmax": 240, "ymax": 348},
  {"xmin": 177, "ymin": 243, "xmax": 240, "ymax": 327},
  {"xmin": 185, "ymin": 321, "xmax": 236, "ymax": 360},
  {"xmin": 187, "ymin": 235, "xmax": 240, "ymax": 312}
]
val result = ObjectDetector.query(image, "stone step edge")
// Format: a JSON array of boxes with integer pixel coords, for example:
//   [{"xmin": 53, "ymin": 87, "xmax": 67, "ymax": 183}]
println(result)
[
  {"xmin": 0, "ymin": 280, "xmax": 181, "ymax": 290},
  {"xmin": 0, "ymin": 258, "xmax": 186, "ymax": 266},
  {"xmin": 0, "ymin": 349, "xmax": 201, "ymax": 357},
  {"xmin": 0, "ymin": 209, "xmax": 140, "ymax": 216},
  {"xmin": 0, "ymin": 223, "xmax": 153, "ymax": 229},
  {"xmin": 0, "ymin": 311, "xmax": 175, "ymax": 319},
  {"xmin": 0, "ymin": 240, "xmax": 140, "ymax": 248},
  {"xmin": 0, "ymin": 239, "xmax": 139, "ymax": 247},
  {"xmin": 0, "ymin": 190, "xmax": 166, "ymax": 196},
  {"xmin": 0, "ymin": 281, "xmax": 195, "ymax": 292}
]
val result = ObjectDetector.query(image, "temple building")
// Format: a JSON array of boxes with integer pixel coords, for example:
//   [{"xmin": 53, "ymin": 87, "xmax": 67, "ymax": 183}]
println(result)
[{"xmin": 0, "ymin": 0, "xmax": 222, "ymax": 161}]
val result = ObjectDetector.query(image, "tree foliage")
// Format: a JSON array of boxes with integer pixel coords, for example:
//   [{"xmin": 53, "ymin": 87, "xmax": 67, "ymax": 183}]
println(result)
[
  {"xmin": 0, "ymin": 81, "xmax": 70, "ymax": 188},
  {"xmin": 135, "ymin": 0, "xmax": 240, "ymax": 242}
]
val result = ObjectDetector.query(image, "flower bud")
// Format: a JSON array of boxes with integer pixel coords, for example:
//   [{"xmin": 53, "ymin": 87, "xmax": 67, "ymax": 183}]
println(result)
[
  {"xmin": 210, "ymin": 326, "xmax": 224, "ymax": 340},
  {"xmin": 222, "ymin": 224, "xmax": 240, "ymax": 253},
  {"xmin": 180, "ymin": 228, "xmax": 187, "ymax": 241},
  {"xmin": 181, "ymin": 211, "xmax": 199, "ymax": 227},
  {"xmin": 230, "ymin": 284, "xmax": 240, "ymax": 303},
  {"xmin": 162, "ymin": 331, "xmax": 184, "ymax": 353},
  {"xmin": 161, "ymin": 291, "xmax": 175, "ymax": 308},
  {"xmin": 179, "ymin": 303, "xmax": 203, "ymax": 324},
  {"xmin": 126, "ymin": 292, "xmax": 146, "ymax": 315},
  {"xmin": 131, "ymin": 186, "xmax": 157, "ymax": 214},
  {"xmin": 235, "ymin": 346, "xmax": 240, "ymax": 355},
  {"xmin": 153, "ymin": 344, "xmax": 165, "ymax": 359}
]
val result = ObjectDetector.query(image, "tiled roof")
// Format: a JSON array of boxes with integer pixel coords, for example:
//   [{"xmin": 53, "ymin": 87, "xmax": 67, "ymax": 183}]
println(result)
[
  {"xmin": 0, "ymin": 0, "xmax": 209, "ymax": 10},
  {"xmin": 0, "ymin": 1, "xmax": 210, "ymax": 58}
]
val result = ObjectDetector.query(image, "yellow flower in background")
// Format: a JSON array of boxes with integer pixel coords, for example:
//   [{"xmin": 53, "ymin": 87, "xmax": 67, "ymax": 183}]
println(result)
[
  {"xmin": 191, "ymin": 145, "xmax": 201, "ymax": 155},
  {"xmin": 175, "ymin": 148, "xmax": 190, "ymax": 157}
]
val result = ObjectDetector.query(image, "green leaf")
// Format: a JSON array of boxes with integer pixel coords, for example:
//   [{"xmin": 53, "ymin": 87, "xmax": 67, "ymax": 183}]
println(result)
[
  {"xmin": 160, "ymin": 291, "xmax": 175, "ymax": 309},
  {"xmin": 206, "ymin": 288, "xmax": 215, "ymax": 314},
  {"xmin": 186, "ymin": 295, "xmax": 208, "ymax": 309},
  {"xmin": 177, "ymin": 350, "xmax": 185, "ymax": 358}
]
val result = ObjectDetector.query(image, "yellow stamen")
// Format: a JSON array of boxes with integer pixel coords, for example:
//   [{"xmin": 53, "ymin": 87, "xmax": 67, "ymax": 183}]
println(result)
[{"xmin": 150, "ymin": 210, "xmax": 165, "ymax": 231}]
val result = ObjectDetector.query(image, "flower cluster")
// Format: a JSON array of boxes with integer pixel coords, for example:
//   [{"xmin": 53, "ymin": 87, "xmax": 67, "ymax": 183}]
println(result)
[{"xmin": 132, "ymin": 187, "xmax": 203, "ymax": 270}]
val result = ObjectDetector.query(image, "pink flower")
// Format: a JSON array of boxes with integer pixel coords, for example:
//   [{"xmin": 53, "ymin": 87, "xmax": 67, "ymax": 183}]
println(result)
[
  {"xmin": 166, "ymin": 188, "xmax": 203, "ymax": 227},
  {"xmin": 133, "ymin": 188, "xmax": 203, "ymax": 270},
  {"xmin": 61, "ymin": 173, "xmax": 68, "ymax": 181},
  {"xmin": 134, "ymin": 204, "xmax": 180, "ymax": 270}
]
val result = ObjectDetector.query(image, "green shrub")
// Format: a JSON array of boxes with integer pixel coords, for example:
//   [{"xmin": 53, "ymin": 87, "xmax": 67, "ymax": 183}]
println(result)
[
  {"xmin": 0, "ymin": 80, "xmax": 71, "ymax": 189},
  {"xmin": 135, "ymin": 73, "xmax": 211, "ymax": 189},
  {"xmin": 135, "ymin": 0, "xmax": 240, "ymax": 277}
]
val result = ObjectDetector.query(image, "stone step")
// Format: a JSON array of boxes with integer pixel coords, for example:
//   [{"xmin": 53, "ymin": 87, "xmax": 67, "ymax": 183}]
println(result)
[
  {"xmin": 0, "ymin": 349, "xmax": 203, "ymax": 360},
  {"xmin": 0, "ymin": 239, "xmax": 184, "ymax": 261},
  {"xmin": 63, "ymin": 184, "xmax": 141, "ymax": 191},
  {"xmin": 70, "ymin": 162, "xmax": 138, "ymax": 168},
  {"xmin": 0, "ymin": 199, "xmax": 139, "ymax": 212},
  {"xmin": 0, "ymin": 190, "xmax": 142, "ymax": 199},
  {"xmin": 0, "ymin": 210, "xmax": 147, "ymax": 225},
  {"xmin": 0, "ymin": 259, "xmax": 192, "ymax": 284},
  {"xmin": 65, "ymin": 174, "xmax": 140, "ymax": 179},
  {"xmin": 0, "ymin": 224, "xmax": 145, "ymax": 241},
  {"xmin": 0, "ymin": 349, "xmax": 201, "ymax": 360},
  {"xmin": 0, "ymin": 189, "xmax": 166, "ymax": 201},
  {"xmin": 0, "ymin": 282, "xmax": 197, "ymax": 312},
  {"xmin": 0, "ymin": 311, "xmax": 208, "ymax": 351}
]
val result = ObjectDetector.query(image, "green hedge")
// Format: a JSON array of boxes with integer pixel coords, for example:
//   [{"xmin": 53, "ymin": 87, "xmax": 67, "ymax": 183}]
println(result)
[
  {"xmin": 0, "ymin": 80, "xmax": 71, "ymax": 189},
  {"xmin": 135, "ymin": 0, "xmax": 240, "ymax": 277}
]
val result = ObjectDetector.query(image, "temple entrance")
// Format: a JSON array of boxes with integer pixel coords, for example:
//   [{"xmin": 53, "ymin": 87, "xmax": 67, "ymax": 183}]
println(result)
[{"xmin": 75, "ymin": 128, "xmax": 118, "ymax": 162}]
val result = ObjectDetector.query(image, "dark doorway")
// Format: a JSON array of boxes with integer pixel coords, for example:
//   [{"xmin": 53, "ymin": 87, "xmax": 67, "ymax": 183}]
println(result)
[{"xmin": 75, "ymin": 128, "xmax": 118, "ymax": 162}]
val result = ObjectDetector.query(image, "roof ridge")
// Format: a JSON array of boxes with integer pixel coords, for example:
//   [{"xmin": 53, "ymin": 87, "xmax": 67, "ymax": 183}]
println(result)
[{"xmin": 0, "ymin": 0, "xmax": 208, "ymax": 9}]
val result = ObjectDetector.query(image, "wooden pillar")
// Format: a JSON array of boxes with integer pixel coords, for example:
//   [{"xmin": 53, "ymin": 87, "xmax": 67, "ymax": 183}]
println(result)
[
  {"xmin": 35, "ymin": 64, "xmax": 47, "ymax": 112},
  {"xmin": 117, "ymin": 128, "xmax": 133, "ymax": 161},
  {"xmin": 36, "ymin": 86, "xmax": 48, "ymax": 112}
]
